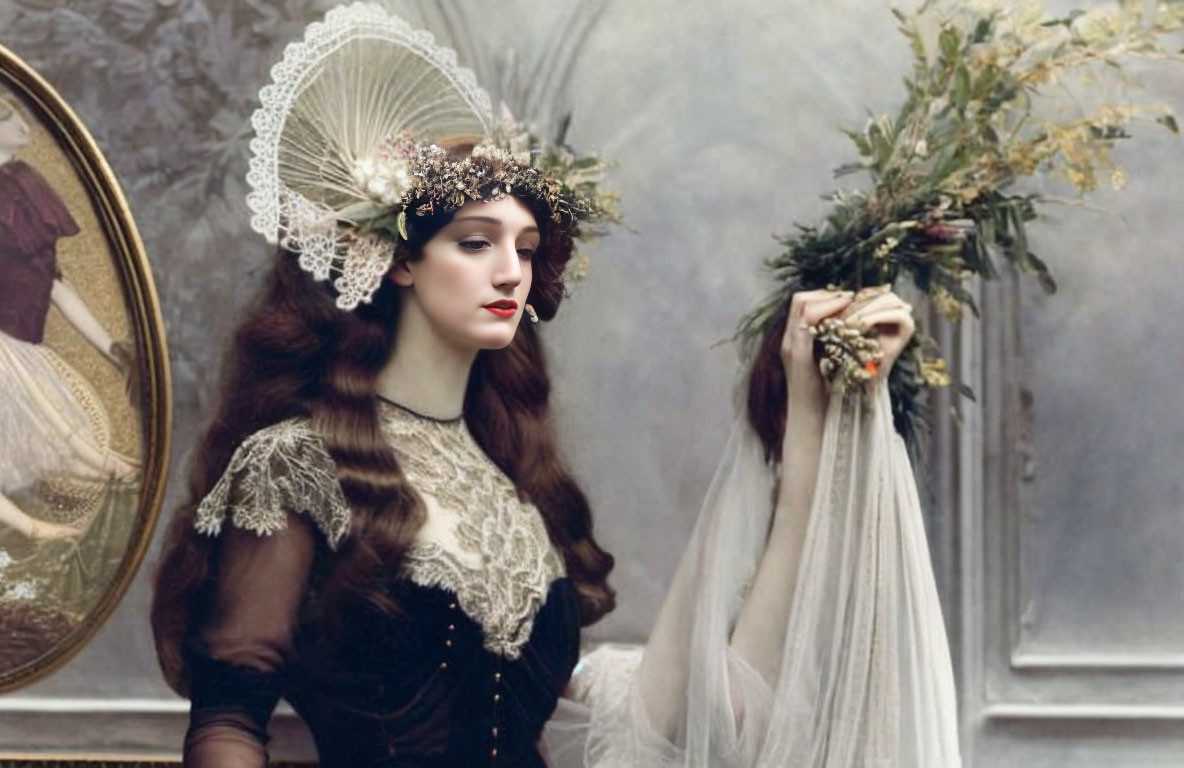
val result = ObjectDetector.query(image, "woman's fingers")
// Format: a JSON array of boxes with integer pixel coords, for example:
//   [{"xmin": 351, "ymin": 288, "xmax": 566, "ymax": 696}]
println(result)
[
  {"xmin": 800, "ymin": 295, "xmax": 855, "ymax": 326},
  {"xmin": 31, "ymin": 520, "xmax": 83, "ymax": 541},
  {"xmin": 785, "ymin": 286, "xmax": 916, "ymax": 381},
  {"xmin": 786, "ymin": 286, "xmax": 915, "ymax": 349},
  {"xmin": 783, "ymin": 291, "xmax": 854, "ymax": 368},
  {"xmin": 790, "ymin": 289, "xmax": 849, "ymax": 318},
  {"xmin": 848, "ymin": 300, "xmax": 910, "ymax": 328},
  {"xmin": 845, "ymin": 292, "xmax": 910, "ymax": 322},
  {"xmin": 853, "ymin": 308, "xmax": 915, "ymax": 335}
]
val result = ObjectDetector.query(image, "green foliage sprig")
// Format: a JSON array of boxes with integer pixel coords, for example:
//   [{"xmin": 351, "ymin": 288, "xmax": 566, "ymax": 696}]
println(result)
[
  {"xmin": 491, "ymin": 113, "xmax": 622, "ymax": 282},
  {"xmin": 736, "ymin": 0, "xmax": 1184, "ymax": 450}
]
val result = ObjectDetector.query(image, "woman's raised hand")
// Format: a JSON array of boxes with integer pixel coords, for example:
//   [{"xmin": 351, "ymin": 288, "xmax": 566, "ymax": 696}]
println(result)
[
  {"xmin": 780, "ymin": 285, "xmax": 918, "ymax": 396},
  {"xmin": 840, "ymin": 286, "xmax": 916, "ymax": 378},
  {"xmin": 780, "ymin": 289, "xmax": 855, "ymax": 400}
]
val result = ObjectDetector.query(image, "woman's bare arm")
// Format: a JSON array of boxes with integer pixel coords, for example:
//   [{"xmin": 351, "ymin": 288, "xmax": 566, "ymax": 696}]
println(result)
[
  {"xmin": 730, "ymin": 288, "xmax": 916, "ymax": 684},
  {"xmin": 49, "ymin": 279, "xmax": 118, "ymax": 364}
]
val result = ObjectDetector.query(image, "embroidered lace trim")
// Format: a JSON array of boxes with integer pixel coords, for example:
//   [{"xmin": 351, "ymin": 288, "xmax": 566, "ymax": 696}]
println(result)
[
  {"xmin": 194, "ymin": 419, "xmax": 351, "ymax": 550},
  {"xmin": 192, "ymin": 406, "xmax": 565, "ymax": 658},
  {"xmin": 246, "ymin": 3, "xmax": 490, "ymax": 243},
  {"xmin": 275, "ymin": 189, "xmax": 397, "ymax": 311},
  {"xmin": 380, "ymin": 403, "xmax": 566, "ymax": 659},
  {"xmin": 245, "ymin": 2, "xmax": 492, "ymax": 311}
]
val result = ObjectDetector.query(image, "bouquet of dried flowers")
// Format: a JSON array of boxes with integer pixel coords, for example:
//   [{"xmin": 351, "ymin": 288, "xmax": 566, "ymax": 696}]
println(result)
[{"xmin": 736, "ymin": 0, "xmax": 1184, "ymax": 449}]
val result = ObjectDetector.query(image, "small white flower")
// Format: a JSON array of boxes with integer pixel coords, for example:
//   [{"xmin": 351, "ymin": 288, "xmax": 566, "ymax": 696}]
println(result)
[
  {"xmin": 3, "ymin": 581, "xmax": 37, "ymax": 602},
  {"xmin": 0, "ymin": 550, "xmax": 11, "ymax": 570},
  {"xmin": 352, "ymin": 158, "xmax": 377, "ymax": 186},
  {"xmin": 367, "ymin": 177, "xmax": 390, "ymax": 199},
  {"xmin": 391, "ymin": 166, "xmax": 410, "ymax": 190},
  {"xmin": 966, "ymin": 0, "xmax": 1003, "ymax": 13}
]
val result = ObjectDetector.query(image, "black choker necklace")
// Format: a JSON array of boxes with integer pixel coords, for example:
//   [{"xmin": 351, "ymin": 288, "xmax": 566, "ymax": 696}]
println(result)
[{"xmin": 376, "ymin": 394, "xmax": 463, "ymax": 423}]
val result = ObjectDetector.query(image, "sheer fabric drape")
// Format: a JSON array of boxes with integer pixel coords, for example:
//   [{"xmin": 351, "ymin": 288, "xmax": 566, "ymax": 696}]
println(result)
[{"xmin": 551, "ymin": 383, "xmax": 961, "ymax": 767}]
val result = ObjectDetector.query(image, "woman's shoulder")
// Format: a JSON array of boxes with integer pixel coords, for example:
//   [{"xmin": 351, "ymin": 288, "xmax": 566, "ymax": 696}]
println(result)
[
  {"xmin": 0, "ymin": 160, "xmax": 78, "ymax": 234},
  {"xmin": 234, "ymin": 416, "xmax": 324, "ymax": 456},
  {"xmin": 193, "ymin": 417, "xmax": 352, "ymax": 549}
]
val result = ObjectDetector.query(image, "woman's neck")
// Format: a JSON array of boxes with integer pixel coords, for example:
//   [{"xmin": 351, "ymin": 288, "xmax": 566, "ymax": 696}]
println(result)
[{"xmin": 376, "ymin": 297, "xmax": 476, "ymax": 420}]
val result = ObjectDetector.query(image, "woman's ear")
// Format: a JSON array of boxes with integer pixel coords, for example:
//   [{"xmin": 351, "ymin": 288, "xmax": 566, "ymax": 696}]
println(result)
[{"xmin": 390, "ymin": 258, "xmax": 414, "ymax": 287}]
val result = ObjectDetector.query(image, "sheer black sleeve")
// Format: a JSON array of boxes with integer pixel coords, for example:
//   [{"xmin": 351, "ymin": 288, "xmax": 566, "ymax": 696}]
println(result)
[
  {"xmin": 183, "ymin": 515, "xmax": 318, "ymax": 767},
  {"xmin": 182, "ymin": 418, "xmax": 349, "ymax": 766}
]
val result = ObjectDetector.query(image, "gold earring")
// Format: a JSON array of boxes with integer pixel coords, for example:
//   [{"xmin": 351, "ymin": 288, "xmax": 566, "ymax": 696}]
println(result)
[{"xmin": 524, "ymin": 304, "xmax": 539, "ymax": 324}]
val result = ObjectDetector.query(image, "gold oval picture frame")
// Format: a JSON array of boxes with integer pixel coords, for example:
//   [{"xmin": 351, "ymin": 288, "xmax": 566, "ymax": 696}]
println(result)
[{"xmin": 0, "ymin": 42, "xmax": 169, "ymax": 692}]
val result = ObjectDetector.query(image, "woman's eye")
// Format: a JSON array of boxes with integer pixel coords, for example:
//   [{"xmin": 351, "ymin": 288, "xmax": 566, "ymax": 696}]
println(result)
[
  {"xmin": 459, "ymin": 239, "xmax": 488, "ymax": 251},
  {"xmin": 517, "ymin": 248, "xmax": 536, "ymax": 260}
]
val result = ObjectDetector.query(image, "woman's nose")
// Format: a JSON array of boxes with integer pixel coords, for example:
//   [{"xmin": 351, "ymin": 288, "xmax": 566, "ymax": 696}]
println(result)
[{"xmin": 491, "ymin": 243, "xmax": 523, "ymax": 288}]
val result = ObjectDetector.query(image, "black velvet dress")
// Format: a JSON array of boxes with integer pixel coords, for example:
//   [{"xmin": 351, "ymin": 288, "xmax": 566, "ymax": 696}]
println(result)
[{"xmin": 182, "ymin": 407, "xmax": 581, "ymax": 768}]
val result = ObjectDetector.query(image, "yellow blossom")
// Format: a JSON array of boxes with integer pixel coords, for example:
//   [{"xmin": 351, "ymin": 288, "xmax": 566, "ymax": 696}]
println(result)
[
  {"xmin": 921, "ymin": 357, "xmax": 954, "ymax": 388},
  {"xmin": 1073, "ymin": 5, "xmax": 1126, "ymax": 43},
  {"xmin": 1110, "ymin": 166, "xmax": 1127, "ymax": 190},
  {"xmin": 931, "ymin": 285, "xmax": 964, "ymax": 322},
  {"xmin": 1064, "ymin": 165, "xmax": 1097, "ymax": 192},
  {"xmin": 874, "ymin": 236, "xmax": 901, "ymax": 259}
]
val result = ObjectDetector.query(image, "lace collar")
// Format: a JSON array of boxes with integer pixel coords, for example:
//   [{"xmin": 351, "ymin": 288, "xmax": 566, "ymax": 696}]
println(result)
[{"xmin": 378, "ymin": 402, "xmax": 567, "ymax": 658}]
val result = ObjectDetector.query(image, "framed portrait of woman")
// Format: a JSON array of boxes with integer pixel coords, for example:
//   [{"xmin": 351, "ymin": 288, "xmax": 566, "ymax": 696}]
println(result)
[{"xmin": 0, "ymin": 42, "xmax": 169, "ymax": 693}]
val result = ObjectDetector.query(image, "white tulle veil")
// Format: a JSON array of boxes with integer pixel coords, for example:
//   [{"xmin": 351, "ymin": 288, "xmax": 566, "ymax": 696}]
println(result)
[{"xmin": 546, "ymin": 382, "xmax": 961, "ymax": 767}]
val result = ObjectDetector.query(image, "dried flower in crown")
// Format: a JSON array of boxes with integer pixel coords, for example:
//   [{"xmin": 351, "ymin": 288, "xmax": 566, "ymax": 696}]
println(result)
[
  {"xmin": 339, "ymin": 137, "xmax": 596, "ymax": 247},
  {"xmin": 246, "ymin": 5, "xmax": 622, "ymax": 312},
  {"xmin": 351, "ymin": 133, "xmax": 417, "ymax": 206},
  {"xmin": 400, "ymin": 142, "xmax": 584, "ymax": 226}
]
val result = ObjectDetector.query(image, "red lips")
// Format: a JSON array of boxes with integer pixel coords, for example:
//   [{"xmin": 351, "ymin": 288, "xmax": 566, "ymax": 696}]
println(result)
[{"xmin": 483, "ymin": 299, "xmax": 517, "ymax": 318}]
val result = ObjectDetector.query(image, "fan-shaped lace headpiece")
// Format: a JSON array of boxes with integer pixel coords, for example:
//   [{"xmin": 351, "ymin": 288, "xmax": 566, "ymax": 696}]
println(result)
[{"xmin": 246, "ymin": 3, "xmax": 601, "ymax": 310}]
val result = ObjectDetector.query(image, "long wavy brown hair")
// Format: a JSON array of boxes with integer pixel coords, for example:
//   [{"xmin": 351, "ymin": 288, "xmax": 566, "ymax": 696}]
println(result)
[
  {"xmin": 744, "ymin": 297, "xmax": 794, "ymax": 463},
  {"xmin": 151, "ymin": 194, "xmax": 616, "ymax": 695}
]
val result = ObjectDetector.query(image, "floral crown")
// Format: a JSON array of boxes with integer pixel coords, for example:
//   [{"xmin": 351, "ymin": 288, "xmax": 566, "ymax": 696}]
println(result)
[
  {"xmin": 342, "ymin": 139, "xmax": 593, "ymax": 248},
  {"xmin": 246, "ymin": 3, "xmax": 617, "ymax": 311}
]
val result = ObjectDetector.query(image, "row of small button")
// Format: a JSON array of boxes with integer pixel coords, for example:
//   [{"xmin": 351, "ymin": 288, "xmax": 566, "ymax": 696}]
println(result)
[
  {"xmin": 491, "ymin": 655, "xmax": 504, "ymax": 763},
  {"xmin": 440, "ymin": 599, "xmax": 504, "ymax": 764},
  {"xmin": 440, "ymin": 601, "xmax": 459, "ymax": 670}
]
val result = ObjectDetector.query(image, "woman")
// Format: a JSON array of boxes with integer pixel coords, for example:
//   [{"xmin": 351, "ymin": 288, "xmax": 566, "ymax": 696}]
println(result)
[
  {"xmin": 151, "ymin": 206, "xmax": 924, "ymax": 768},
  {"xmin": 154, "ymin": 183, "xmax": 616, "ymax": 765},
  {"xmin": 0, "ymin": 93, "xmax": 136, "ymax": 542},
  {"xmin": 581, "ymin": 284, "xmax": 960, "ymax": 767},
  {"xmin": 151, "ymin": 5, "xmax": 957, "ymax": 767}
]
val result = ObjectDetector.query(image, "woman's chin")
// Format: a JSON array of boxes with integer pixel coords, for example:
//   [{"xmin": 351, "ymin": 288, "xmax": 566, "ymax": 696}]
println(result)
[
  {"xmin": 453, "ymin": 325, "xmax": 520, "ymax": 352},
  {"xmin": 479, "ymin": 329, "xmax": 520, "ymax": 350}
]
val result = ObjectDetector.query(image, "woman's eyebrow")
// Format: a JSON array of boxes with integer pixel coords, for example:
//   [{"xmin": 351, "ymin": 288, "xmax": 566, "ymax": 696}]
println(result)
[{"xmin": 450, "ymin": 215, "xmax": 539, "ymax": 234}]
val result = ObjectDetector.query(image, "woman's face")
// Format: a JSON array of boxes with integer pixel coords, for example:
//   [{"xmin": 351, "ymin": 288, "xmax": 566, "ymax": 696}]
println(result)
[
  {"xmin": 393, "ymin": 195, "xmax": 540, "ymax": 351},
  {"xmin": 0, "ymin": 107, "xmax": 30, "ymax": 153}
]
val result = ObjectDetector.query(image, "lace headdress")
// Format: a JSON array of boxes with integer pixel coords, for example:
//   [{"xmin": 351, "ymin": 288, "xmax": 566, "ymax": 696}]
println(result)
[{"xmin": 246, "ymin": 3, "xmax": 609, "ymax": 310}]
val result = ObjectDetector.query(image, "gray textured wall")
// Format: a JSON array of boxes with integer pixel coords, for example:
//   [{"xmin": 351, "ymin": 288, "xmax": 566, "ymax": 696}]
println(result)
[
  {"xmin": 0, "ymin": 0, "xmax": 917, "ymax": 701},
  {"xmin": 0, "ymin": 0, "xmax": 1181, "ymax": 764}
]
